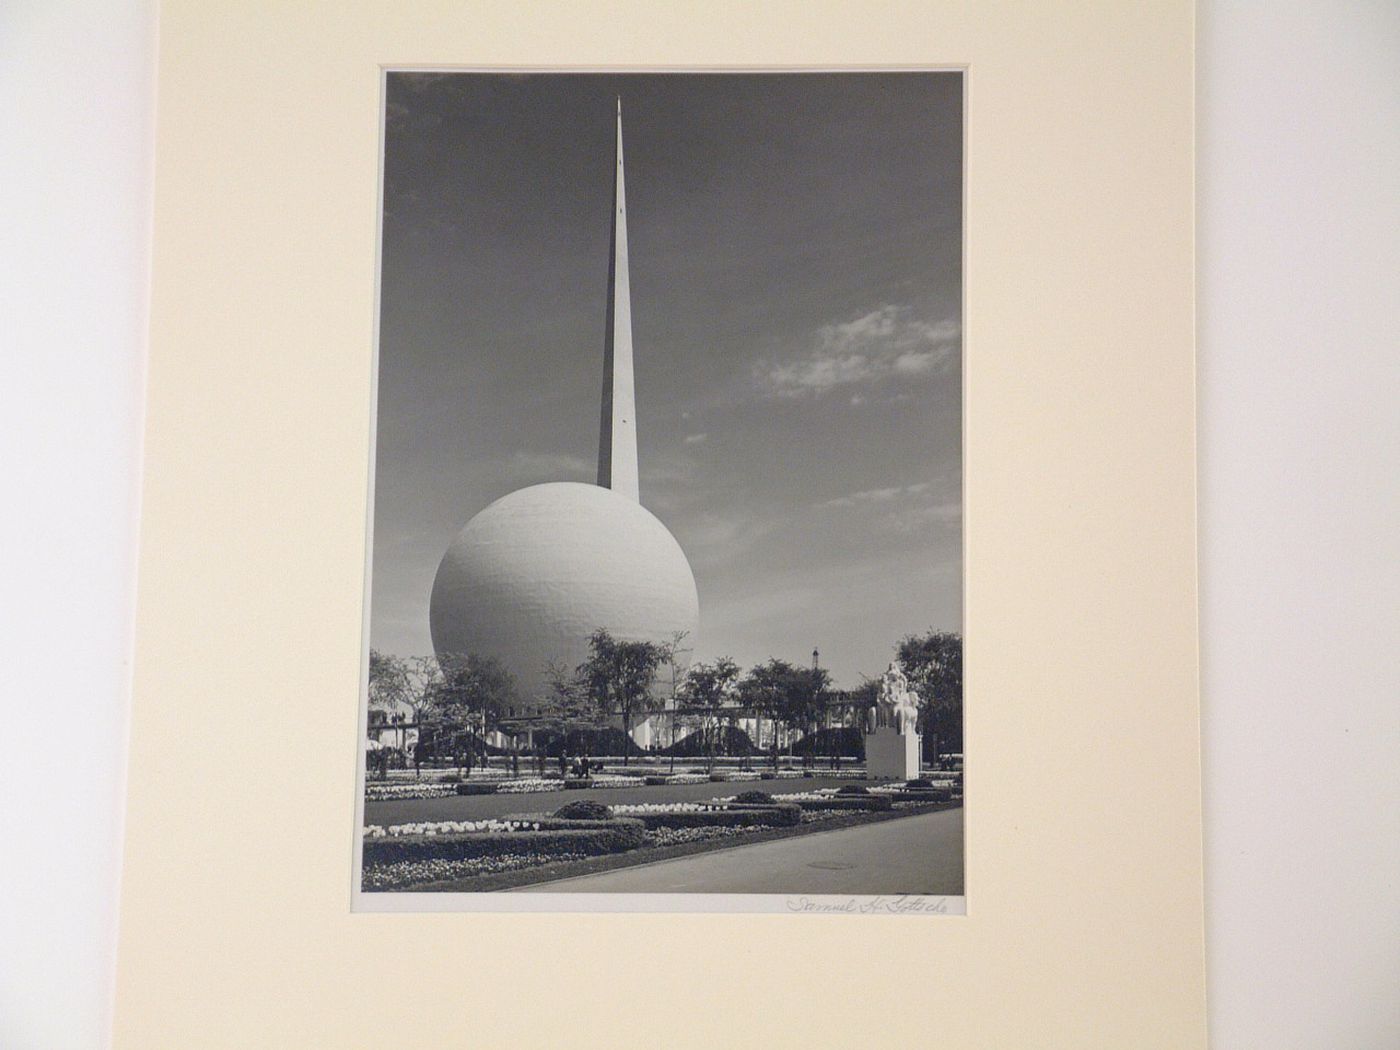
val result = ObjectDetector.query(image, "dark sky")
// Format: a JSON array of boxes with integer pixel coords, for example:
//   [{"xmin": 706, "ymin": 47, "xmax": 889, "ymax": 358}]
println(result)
[{"xmin": 370, "ymin": 71, "xmax": 962, "ymax": 689}]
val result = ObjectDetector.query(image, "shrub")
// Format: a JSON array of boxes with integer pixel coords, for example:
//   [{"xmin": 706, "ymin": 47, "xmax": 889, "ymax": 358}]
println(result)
[
  {"xmin": 891, "ymin": 787, "xmax": 953, "ymax": 803},
  {"xmin": 836, "ymin": 784, "xmax": 871, "ymax": 796},
  {"xmin": 658, "ymin": 724, "xmax": 757, "ymax": 757},
  {"xmin": 554, "ymin": 800, "xmax": 613, "ymax": 821},
  {"xmin": 541, "ymin": 727, "xmax": 644, "ymax": 757},
  {"xmin": 562, "ymin": 777, "xmax": 595, "ymax": 790},
  {"xmin": 759, "ymin": 771, "xmax": 776, "ymax": 780},
  {"xmin": 362, "ymin": 820, "xmax": 645, "ymax": 865},
  {"xmin": 708, "ymin": 772, "xmax": 729, "ymax": 782},
  {"xmin": 734, "ymin": 790, "xmax": 775, "ymax": 805},
  {"xmin": 793, "ymin": 796, "xmax": 893, "ymax": 813},
  {"xmin": 644, "ymin": 775, "xmax": 671, "ymax": 786},
  {"xmin": 454, "ymin": 782, "xmax": 500, "ymax": 796},
  {"xmin": 791, "ymin": 726, "xmax": 865, "ymax": 759},
  {"xmin": 906, "ymin": 778, "xmax": 934, "ymax": 789},
  {"xmin": 634, "ymin": 804, "xmax": 801, "ymax": 830}
]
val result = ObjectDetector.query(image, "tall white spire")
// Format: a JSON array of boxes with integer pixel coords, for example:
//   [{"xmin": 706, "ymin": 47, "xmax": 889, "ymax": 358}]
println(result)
[{"xmin": 597, "ymin": 97, "xmax": 639, "ymax": 501}]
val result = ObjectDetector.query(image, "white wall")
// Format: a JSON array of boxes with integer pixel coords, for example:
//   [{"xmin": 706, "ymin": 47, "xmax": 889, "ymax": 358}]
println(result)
[
  {"xmin": 1198, "ymin": 3, "xmax": 1400, "ymax": 1045},
  {"xmin": 0, "ymin": 2, "xmax": 1395, "ymax": 1047},
  {"xmin": 0, "ymin": 2, "xmax": 153, "ymax": 1048}
]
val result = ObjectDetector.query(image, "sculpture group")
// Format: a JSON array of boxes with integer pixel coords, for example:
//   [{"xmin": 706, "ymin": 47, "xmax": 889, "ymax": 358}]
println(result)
[
  {"xmin": 865, "ymin": 661, "xmax": 921, "ymax": 779},
  {"xmin": 870, "ymin": 661, "xmax": 920, "ymax": 735}
]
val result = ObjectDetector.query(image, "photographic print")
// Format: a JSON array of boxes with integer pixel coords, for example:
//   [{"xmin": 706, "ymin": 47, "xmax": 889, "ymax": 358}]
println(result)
[{"xmin": 357, "ymin": 71, "xmax": 964, "ymax": 909}]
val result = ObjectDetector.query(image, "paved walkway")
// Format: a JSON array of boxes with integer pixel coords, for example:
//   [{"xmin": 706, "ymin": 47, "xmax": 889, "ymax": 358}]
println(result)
[
  {"xmin": 365, "ymin": 775, "xmax": 868, "ymax": 824},
  {"xmin": 515, "ymin": 807, "xmax": 964, "ymax": 896}
]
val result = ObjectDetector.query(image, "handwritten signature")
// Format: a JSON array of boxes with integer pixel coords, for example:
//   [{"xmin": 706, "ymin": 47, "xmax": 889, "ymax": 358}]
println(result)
[{"xmin": 785, "ymin": 894, "xmax": 952, "ymax": 915}]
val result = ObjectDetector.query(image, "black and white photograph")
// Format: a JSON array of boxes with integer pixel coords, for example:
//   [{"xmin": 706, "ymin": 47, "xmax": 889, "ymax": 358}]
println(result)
[{"xmin": 357, "ymin": 71, "xmax": 964, "ymax": 905}]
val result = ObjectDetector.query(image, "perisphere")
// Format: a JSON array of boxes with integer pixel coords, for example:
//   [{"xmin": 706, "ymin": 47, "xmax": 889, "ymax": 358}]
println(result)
[{"xmin": 429, "ymin": 481, "xmax": 699, "ymax": 707}]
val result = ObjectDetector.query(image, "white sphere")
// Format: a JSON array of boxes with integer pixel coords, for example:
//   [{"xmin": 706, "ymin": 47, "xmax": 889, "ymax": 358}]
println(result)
[{"xmin": 429, "ymin": 482, "xmax": 699, "ymax": 706}]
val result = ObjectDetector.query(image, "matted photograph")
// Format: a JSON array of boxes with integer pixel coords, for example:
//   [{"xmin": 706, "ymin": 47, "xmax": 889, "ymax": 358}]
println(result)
[{"xmin": 356, "ymin": 70, "xmax": 964, "ymax": 909}]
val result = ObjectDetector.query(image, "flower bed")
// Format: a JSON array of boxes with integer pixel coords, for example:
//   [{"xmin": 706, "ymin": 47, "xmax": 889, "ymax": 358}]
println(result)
[
  {"xmin": 364, "ymin": 782, "xmax": 457, "ymax": 801},
  {"xmin": 365, "ymin": 818, "xmax": 543, "ymax": 838},
  {"xmin": 611, "ymin": 801, "xmax": 723, "ymax": 815},
  {"xmin": 362, "ymin": 851, "xmax": 589, "ymax": 891},
  {"xmin": 798, "ymin": 808, "xmax": 851, "ymax": 824},
  {"xmin": 630, "ymin": 803, "xmax": 801, "ymax": 830},
  {"xmin": 790, "ymin": 795, "xmax": 894, "ymax": 813},
  {"xmin": 642, "ymin": 826, "xmax": 748, "ymax": 849},
  {"xmin": 704, "ymin": 769, "xmax": 764, "ymax": 782},
  {"xmin": 496, "ymin": 778, "xmax": 563, "ymax": 794},
  {"xmin": 361, "ymin": 818, "xmax": 646, "ymax": 865},
  {"xmin": 879, "ymin": 787, "xmax": 954, "ymax": 804},
  {"xmin": 384, "ymin": 770, "xmax": 461, "ymax": 782},
  {"xmin": 586, "ymin": 774, "xmax": 652, "ymax": 788}
]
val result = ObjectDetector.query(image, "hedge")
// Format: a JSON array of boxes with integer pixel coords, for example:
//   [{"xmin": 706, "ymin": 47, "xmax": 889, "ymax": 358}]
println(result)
[
  {"xmin": 734, "ymin": 790, "xmax": 775, "ymax": 805},
  {"xmin": 889, "ymin": 787, "xmax": 953, "ymax": 803},
  {"xmin": 562, "ymin": 777, "xmax": 595, "ymax": 790},
  {"xmin": 454, "ymin": 782, "xmax": 500, "ymax": 796},
  {"xmin": 362, "ymin": 819, "xmax": 645, "ymax": 865},
  {"xmin": 634, "ymin": 804, "xmax": 801, "ymax": 830},
  {"xmin": 792, "ymin": 796, "xmax": 893, "ymax": 813},
  {"xmin": 553, "ymin": 799, "xmax": 611, "ymax": 821}
]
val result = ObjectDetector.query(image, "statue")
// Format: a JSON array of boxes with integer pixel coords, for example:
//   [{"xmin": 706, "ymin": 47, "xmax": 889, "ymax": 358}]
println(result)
[
  {"xmin": 878, "ymin": 661, "xmax": 920, "ymax": 735},
  {"xmin": 866, "ymin": 661, "xmax": 922, "ymax": 779}
]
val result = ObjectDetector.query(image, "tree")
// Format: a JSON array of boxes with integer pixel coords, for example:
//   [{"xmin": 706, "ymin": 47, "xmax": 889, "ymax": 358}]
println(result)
[
  {"xmin": 366, "ymin": 650, "xmax": 417, "ymax": 778},
  {"xmin": 367, "ymin": 649, "xmax": 413, "ymax": 718},
  {"xmin": 678, "ymin": 656, "xmax": 741, "ymax": 772},
  {"xmin": 896, "ymin": 631, "xmax": 963, "ymax": 762},
  {"xmin": 430, "ymin": 652, "xmax": 521, "ymax": 774},
  {"xmin": 576, "ymin": 628, "xmax": 669, "ymax": 766},
  {"xmin": 531, "ymin": 660, "xmax": 606, "ymax": 761},
  {"xmin": 737, "ymin": 659, "xmax": 829, "ymax": 763},
  {"xmin": 660, "ymin": 631, "xmax": 693, "ymax": 771}
]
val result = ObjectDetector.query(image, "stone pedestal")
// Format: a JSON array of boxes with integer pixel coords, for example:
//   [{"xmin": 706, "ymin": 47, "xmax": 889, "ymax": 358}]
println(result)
[{"xmin": 865, "ymin": 726, "xmax": 920, "ymax": 780}]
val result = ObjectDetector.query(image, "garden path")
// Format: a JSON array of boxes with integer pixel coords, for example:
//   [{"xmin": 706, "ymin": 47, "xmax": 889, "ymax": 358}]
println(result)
[{"xmin": 515, "ymin": 807, "xmax": 964, "ymax": 896}]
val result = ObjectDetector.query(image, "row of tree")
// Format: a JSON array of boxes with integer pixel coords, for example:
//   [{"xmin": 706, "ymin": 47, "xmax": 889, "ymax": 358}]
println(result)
[{"xmin": 367, "ymin": 628, "xmax": 962, "ymax": 770}]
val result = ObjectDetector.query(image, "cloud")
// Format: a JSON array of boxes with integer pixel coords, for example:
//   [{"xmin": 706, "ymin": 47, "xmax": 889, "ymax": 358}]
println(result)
[
  {"xmin": 754, "ymin": 305, "xmax": 959, "ymax": 398},
  {"xmin": 683, "ymin": 432, "xmax": 708, "ymax": 445},
  {"xmin": 501, "ymin": 451, "xmax": 593, "ymax": 484},
  {"xmin": 819, "ymin": 481, "xmax": 962, "ymax": 534},
  {"xmin": 672, "ymin": 510, "xmax": 777, "ymax": 568},
  {"xmin": 821, "ymin": 486, "xmax": 904, "ymax": 508},
  {"xmin": 883, "ymin": 501, "xmax": 962, "ymax": 534}
]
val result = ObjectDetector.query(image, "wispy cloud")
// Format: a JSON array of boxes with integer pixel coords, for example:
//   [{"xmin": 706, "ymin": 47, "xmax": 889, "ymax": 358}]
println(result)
[
  {"xmin": 671, "ymin": 510, "xmax": 777, "ymax": 569},
  {"xmin": 754, "ymin": 305, "xmax": 958, "ymax": 398},
  {"xmin": 821, "ymin": 481, "xmax": 933, "ymax": 508},
  {"xmin": 821, "ymin": 486, "xmax": 902, "ymax": 508},
  {"xmin": 819, "ymin": 481, "xmax": 961, "ymax": 534},
  {"xmin": 883, "ymin": 500, "xmax": 961, "ymax": 534}
]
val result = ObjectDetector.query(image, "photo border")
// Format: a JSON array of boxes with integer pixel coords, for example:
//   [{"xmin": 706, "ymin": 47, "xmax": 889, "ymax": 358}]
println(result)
[{"xmin": 351, "ymin": 64, "xmax": 970, "ymax": 915}]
